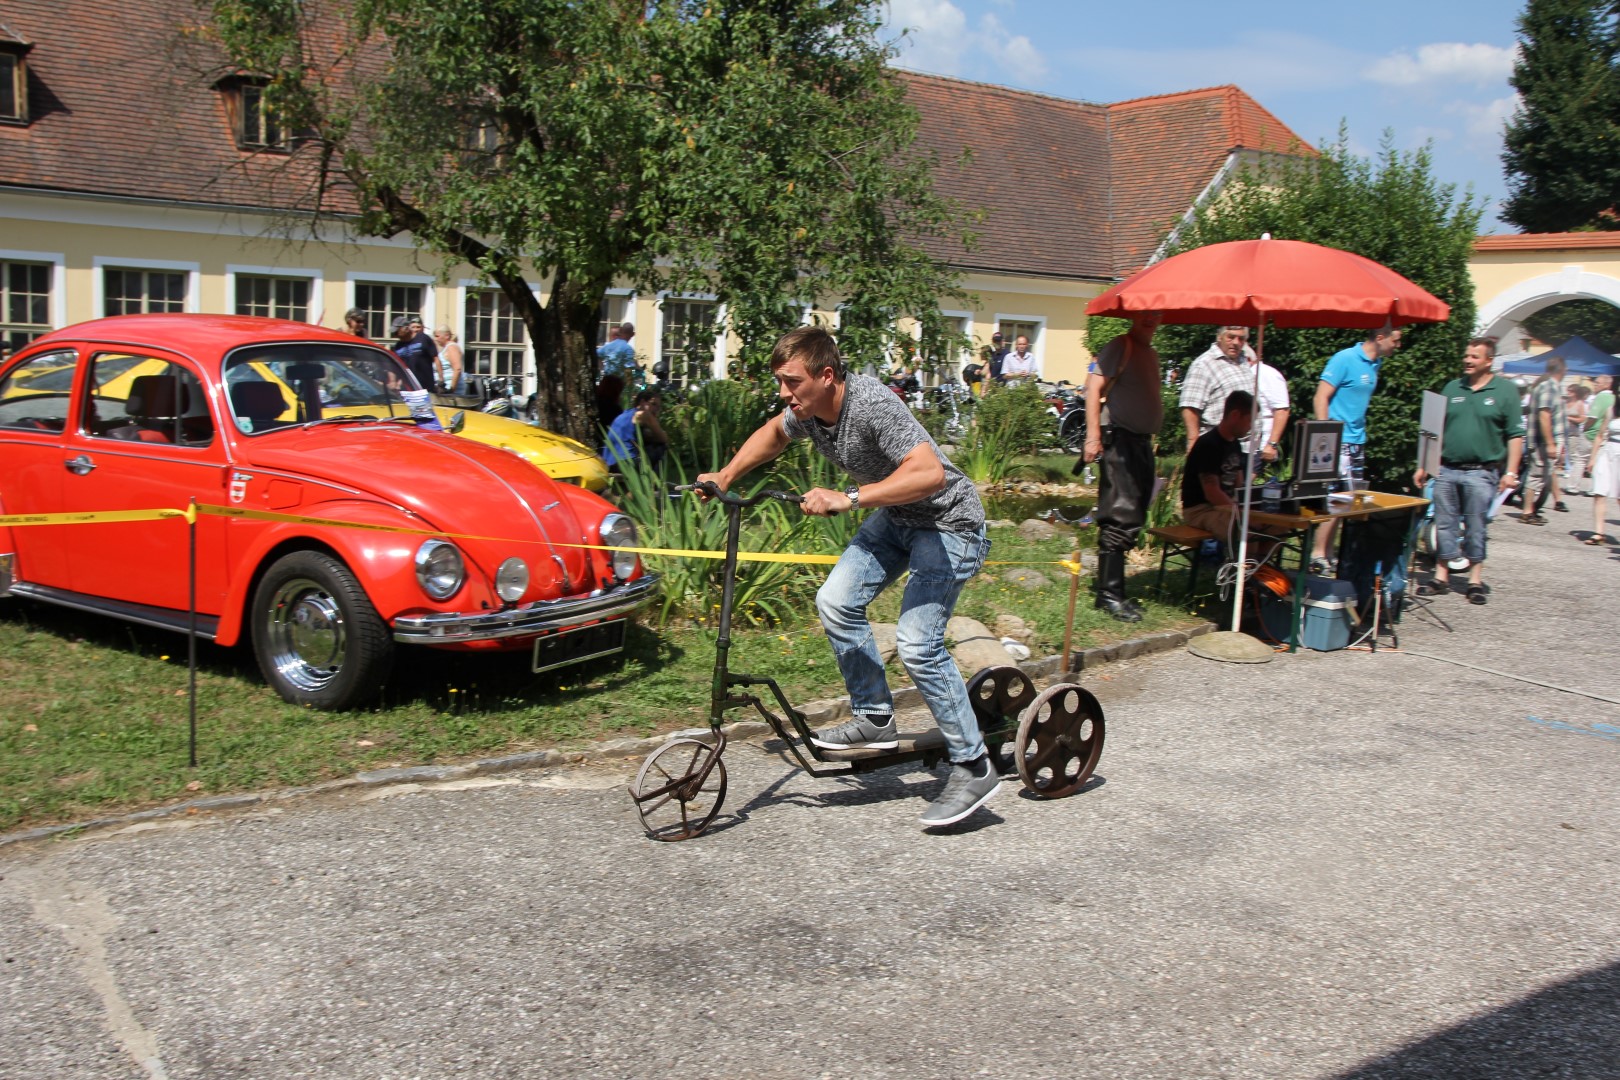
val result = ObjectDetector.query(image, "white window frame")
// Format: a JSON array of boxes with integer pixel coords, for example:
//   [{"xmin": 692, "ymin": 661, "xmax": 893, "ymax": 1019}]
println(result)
[
  {"xmin": 346, "ymin": 272, "xmax": 436, "ymax": 336},
  {"xmin": 226, "ymin": 264, "xmax": 324, "ymax": 324},
  {"xmin": 994, "ymin": 311, "xmax": 1047, "ymax": 377},
  {"xmin": 93, "ymin": 256, "xmax": 200, "ymax": 316},
  {"xmin": 456, "ymin": 279, "xmax": 540, "ymax": 393},
  {"xmin": 0, "ymin": 248, "xmax": 67, "ymax": 331},
  {"xmin": 598, "ymin": 288, "xmax": 636, "ymax": 347},
  {"xmin": 924, "ymin": 309, "xmax": 974, "ymax": 387},
  {"xmin": 654, "ymin": 291, "xmax": 727, "ymax": 383}
]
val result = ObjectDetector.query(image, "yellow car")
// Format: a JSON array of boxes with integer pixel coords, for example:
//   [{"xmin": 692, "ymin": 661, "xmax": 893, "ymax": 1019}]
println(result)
[{"xmin": 50, "ymin": 352, "xmax": 609, "ymax": 491}]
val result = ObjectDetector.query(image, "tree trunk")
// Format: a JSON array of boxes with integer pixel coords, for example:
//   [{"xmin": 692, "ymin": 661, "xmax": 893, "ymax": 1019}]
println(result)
[{"xmin": 519, "ymin": 270, "xmax": 600, "ymax": 446}]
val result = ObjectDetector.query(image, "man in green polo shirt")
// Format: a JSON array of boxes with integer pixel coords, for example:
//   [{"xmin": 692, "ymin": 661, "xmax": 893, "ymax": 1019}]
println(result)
[{"xmin": 1413, "ymin": 337, "xmax": 1524, "ymax": 605}]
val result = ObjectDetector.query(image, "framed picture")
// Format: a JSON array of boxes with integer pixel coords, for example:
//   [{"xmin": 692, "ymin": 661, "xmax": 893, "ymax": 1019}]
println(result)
[{"xmin": 1292, "ymin": 419, "xmax": 1344, "ymax": 495}]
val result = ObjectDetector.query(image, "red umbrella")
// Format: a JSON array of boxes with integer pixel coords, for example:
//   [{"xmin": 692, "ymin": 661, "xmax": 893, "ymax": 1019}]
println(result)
[
  {"xmin": 1085, "ymin": 238, "xmax": 1450, "ymax": 328},
  {"xmin": 1084, "ymin": 237, "xmax": 1451, "ymax": 636}
]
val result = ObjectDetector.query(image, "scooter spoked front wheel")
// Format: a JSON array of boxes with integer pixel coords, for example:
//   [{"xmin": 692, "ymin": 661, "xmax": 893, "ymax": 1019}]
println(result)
[
  {"xmin": 1014, "ymin": 683, "xmax": 1104, "ymax": 798},
  {"xmin": 629, "ymin": 737, "xmax": 727, "ymax": 841}
]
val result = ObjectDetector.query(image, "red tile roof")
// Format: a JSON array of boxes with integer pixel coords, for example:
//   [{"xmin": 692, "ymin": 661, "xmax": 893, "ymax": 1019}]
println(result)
[
  {"xmin": 1474, "ymin": 232, "xmax": 1620, "ymax": 251},
  {"xmin": 0, "ymin": 5, "xmax": 1313, "ymax": 284}
]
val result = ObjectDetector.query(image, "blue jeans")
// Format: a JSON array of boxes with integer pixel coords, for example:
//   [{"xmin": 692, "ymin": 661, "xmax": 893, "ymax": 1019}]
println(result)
[
  {"xmin": 816, "ymin": 511, "xmax": 991, "ymax": 763},
  {"xmin": 1433, "ymin": 465, "xmax": 1498, "ymax": 566}
]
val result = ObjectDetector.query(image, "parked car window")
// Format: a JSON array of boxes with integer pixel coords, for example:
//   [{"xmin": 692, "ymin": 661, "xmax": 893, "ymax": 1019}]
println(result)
[
  {"xmin": 0, "ymin": 349, "xmax": 79, "ymax": 432},
  {"xmin": 223, "ymin": 342, "xmax": 414, "ymax": 434},
  {"xmin": 83, "ymin": 353, "xmax": 215, "ymax": 447}
]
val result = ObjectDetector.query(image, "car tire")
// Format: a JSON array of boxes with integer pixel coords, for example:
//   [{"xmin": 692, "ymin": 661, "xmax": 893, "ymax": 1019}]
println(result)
[
  {"xmin": 251, "ymin": 550, "xmax": 394, "ymax": 710},
  {"xmin": 1059, "ymin": 408, "xmax": 1087, "ymax": 452}
]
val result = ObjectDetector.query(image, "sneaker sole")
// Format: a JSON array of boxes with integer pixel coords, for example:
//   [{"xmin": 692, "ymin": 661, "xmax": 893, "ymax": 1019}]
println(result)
[
  {"xmin": 918, "ymin": 779, "xmax": 1001, "ymax": 828},
  {"xmin": 810, "ymin": 736, "xmax": 900, "ymax": 751}
]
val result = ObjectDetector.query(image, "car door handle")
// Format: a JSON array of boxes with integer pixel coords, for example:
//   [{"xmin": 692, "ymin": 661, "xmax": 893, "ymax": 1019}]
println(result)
[{"xmin": 65, "ymin": 454, "xmax": 97, "ymax": 475}]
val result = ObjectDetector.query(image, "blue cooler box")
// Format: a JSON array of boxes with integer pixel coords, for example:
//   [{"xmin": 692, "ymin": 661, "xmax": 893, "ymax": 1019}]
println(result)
[{"xmin": 1260, "ymin": 576, "xmax": 1358, "ymax": 651}]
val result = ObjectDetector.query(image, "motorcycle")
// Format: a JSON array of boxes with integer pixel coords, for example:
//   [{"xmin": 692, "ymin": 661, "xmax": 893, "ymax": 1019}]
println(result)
[
  {"xmin": 439, "ymin": 374, "xmax": 537, "ymax": 423},
  {"xmin": 1040, "ymin": 380, "xmax": 1087, "ymax": 451}
]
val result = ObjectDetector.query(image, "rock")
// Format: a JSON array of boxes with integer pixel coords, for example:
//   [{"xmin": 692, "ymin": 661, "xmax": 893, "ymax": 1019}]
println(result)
[
  {"xmin": 1017, "ymin": 518, "xmax": 1061, "ymax": 541},
  {"xmin": 1001, "ymin": 568, "xmax": 1051, "ymax": 589},
  {"xmin": 946, "ymin": 615, "xmax": 995, "ymax": 644},
  {"xmin": 992, "ymin": 614, "xmax": 1035, "ymax": 645},
  {"xmin": 946, "ymin": 615, "xmax": 1022, "ymax": 676},
  {"xmin": 985, "ymin": 519, "xmax": 1016, "ymax": 530},
  {"xmin": 870, "ymin": 622, "xmax": 899, "ymax": 665}
]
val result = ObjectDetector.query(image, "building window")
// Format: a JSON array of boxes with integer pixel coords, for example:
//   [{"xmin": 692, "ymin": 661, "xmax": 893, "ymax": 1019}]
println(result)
[
  {"xmin": 234, "ymin": 274, "xmax": 310, "ymax": 322},
  {"xmin": 1, "ymin": 260, "xmax": 51, "ymax": 357},
  {"xmin": 236, "ymin": 82, "xmax": 288, "ymax": 150},
  {"xmin": 597, "ymin": 293, "xmax": 633, "ymax": 348},
  {"xmin": 104, "ymin": 268, "xmax": 186, "ymax": 316},
  {"xmin": 352, "ymin": 282, "xmax": 425, "ymax": 344},
  {"xmin": 997, "ymin": 319, "xmax": 1039, "ymax": 349},
  {"xmin": 660, "ymin": 299, "xmax": 719, "ymax": 389},
  {"xmin": 0, "ymin": 50, "xmax": 24, "ymax": 125},
  {"xmin": 464, "ymin": 288, "xmax": 526, "ymax": 379}
]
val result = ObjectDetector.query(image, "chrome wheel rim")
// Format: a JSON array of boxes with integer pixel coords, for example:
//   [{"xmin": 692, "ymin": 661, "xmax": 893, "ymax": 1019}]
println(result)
[{"xmin": 265, "ymin": 575, "xmax": 347, "ymax": 693}]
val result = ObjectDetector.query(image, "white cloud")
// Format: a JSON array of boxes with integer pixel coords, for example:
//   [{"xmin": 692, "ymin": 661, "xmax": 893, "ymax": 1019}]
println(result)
[
  {"xmin": 1367, "ymin": 43, "xmax": 1517, "ymax": 89},
  {"xmin": 885, "ymin": 0, "xmax": 970, "ymax": 75},
  {"xmin": 1446, "ymin": 92, "xmax": 1521, "ymax": 151},
  {"xmin": 978, "ymin": 13, "xmax": 1046, "ymax": 79},
  {"xmin": 886, "ymin": 1, "xmax": 1047, "ymax": 82}
]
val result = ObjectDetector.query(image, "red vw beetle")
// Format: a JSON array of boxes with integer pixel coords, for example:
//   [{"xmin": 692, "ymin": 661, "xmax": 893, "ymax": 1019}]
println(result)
[{"xmin": 0, "ymin": 315, "xmax": 657, "ymax": 709}]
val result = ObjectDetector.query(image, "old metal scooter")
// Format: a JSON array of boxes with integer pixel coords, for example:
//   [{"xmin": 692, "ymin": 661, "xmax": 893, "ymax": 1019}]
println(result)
[{"xmin": 627, "ymin": 481, "xmax": 1105, "ymax": 840}]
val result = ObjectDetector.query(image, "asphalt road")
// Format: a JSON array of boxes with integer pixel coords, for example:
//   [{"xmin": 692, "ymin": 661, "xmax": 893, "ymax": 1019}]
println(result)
[{"xmin": 4, "ymin": 503, "xmax": 1619, "ymax": 1079}]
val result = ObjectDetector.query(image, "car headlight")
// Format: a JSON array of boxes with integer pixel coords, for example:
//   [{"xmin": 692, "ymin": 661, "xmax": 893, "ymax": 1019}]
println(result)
[
  {"xmin": 495, "ymin": 557, "xmax": 529, "ymax": 602},
  {"xmin": 415, "ymin": 540, "xmax": 465, "ymax": 600},
  {"xmin": 600, "ymin": 513, "xmax": 639, "ymax": 581}
]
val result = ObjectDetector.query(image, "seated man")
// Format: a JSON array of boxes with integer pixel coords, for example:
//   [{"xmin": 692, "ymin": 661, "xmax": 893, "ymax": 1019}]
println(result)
[
  {"xmin": 602, "ymin": 389, "xmax": 668, "ymax": 472},
  {"xmin": 1181, "ymin": 389, "xmax": 1272, "ymax": 546}
]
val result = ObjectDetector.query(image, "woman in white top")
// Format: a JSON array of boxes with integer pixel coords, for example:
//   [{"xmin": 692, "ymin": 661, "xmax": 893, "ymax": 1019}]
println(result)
[
  {"xmin": 432, "ymin": 326, "xmax": 466, "ymax": 395},
  {"xmin": 1584, "ymin": 399, "xmax": 1620, "ymax": 545}
]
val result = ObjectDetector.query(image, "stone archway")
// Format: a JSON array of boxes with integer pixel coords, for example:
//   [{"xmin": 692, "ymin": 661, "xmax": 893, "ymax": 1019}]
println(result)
[{"xmin": 1475, "ymin": 268, "xmax": 1620, "ymax": 344}]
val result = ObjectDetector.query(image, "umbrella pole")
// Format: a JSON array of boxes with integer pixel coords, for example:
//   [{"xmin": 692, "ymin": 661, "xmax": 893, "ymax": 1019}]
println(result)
[{"xmin": 1229, "ymin": 320, "xmax": 1265, "ymax": 632}]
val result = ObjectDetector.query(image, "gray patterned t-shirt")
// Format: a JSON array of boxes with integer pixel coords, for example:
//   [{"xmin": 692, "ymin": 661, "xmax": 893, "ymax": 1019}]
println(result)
[{"xmin": 781, "ymin": 373, "xmax": 984, "ymax": 532}]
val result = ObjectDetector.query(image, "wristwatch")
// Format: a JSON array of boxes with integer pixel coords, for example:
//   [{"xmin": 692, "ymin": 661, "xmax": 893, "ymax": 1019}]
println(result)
[{"xmin": 845, "ymin": 485, "xmax": 861, "ymax": 510}]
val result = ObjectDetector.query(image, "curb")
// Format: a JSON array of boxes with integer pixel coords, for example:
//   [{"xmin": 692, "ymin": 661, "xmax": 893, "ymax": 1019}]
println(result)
[{"xmin": 0, "ymin": 620, "xmax": 1215, "ymax": 850}]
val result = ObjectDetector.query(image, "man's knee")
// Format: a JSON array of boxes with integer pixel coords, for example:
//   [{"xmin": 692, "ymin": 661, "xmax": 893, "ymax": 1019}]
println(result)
[{"xmin": 815, "ymin": 582, "xmax": 861, "ymax": 625}]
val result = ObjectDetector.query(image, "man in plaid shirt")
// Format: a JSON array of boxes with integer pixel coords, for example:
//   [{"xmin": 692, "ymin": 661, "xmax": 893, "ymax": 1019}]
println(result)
[{"xmin": 1179, "ymin": 327, "xmax": 1257, "ymax": 451}]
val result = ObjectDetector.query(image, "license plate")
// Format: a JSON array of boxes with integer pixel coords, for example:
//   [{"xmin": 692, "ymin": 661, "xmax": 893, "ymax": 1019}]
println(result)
[{"xmin": 531, "ymin": 620, "xmax": 628, "ymax": 674}]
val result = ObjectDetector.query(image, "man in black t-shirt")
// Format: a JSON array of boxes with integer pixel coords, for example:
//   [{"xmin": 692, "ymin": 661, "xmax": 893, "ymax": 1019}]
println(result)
[{"xmin": 1182, "ymin": 389, "xmax": 1257, "ymax": 542}]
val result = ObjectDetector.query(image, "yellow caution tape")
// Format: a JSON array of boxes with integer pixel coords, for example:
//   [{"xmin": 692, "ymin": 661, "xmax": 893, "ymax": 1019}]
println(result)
[
  {"xmin": 1, "ymin": 502, "xmax": 1082, "ymax": 572},
  {"xmin": 0, "ymin": 507, "xmax": 190, "ymax": 526}
]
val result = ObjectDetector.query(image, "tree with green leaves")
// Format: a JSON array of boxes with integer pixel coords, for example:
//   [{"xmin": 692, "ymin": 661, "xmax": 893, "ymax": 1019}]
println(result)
[
  {"xmin": 1091, "ymin": 134, "xmax": 1483, "ymax": 489},
  {"xmin": 1501, "ymin": 0, "xmax": 1620, "ymax": 233},
  {"xmin": 201, "ymin": 0, "xmax": 972, "ymax": 442}
]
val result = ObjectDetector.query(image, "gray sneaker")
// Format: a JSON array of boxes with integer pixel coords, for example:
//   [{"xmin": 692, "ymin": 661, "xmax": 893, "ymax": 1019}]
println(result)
[
  {"xmin": 811, "ymin": 714, "xmax": 899, "ymax": 751},
  {"xmin": 919, "ymin": 760, "xmax": 1002, "ymax": 828}
]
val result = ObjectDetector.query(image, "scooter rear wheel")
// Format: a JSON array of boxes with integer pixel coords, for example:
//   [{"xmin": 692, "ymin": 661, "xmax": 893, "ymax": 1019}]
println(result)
[
  {"xmin": 630, "ymin": 737, "xmax": 727, "ymax": 841},
  {"xmin": 1014, "ymin": 683, "xmax": 1104, "ymax": 798}
]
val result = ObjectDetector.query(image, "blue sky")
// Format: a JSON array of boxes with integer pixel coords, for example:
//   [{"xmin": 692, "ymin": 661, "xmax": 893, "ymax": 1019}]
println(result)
[{"xmin": 883, "ymin": 0, "xmax": 1528, "ymax": 232}]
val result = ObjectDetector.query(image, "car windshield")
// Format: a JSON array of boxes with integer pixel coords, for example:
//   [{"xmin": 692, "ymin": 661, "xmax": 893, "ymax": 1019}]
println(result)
[{"xmin": 222, "ymin": 343, "xmax": 418, "ymax": 434}]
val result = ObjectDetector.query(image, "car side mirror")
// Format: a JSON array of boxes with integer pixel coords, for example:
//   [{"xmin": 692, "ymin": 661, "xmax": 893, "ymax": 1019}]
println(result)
[{"xmin": 448, "ymin": 410, "xmax": 466, "ymax": 434}]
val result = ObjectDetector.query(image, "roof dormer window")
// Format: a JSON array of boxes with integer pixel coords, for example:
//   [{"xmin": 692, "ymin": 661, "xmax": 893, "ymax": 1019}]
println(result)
[
  {"xmin": 0, "ymin": 30, "xmax": 31, "ymax": 125},
  {"xmin": 217, "ymin": 75, "xmax": 291, "ymax": 152}
]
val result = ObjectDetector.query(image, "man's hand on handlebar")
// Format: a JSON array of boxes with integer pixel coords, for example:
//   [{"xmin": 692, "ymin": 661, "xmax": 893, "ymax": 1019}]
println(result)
[
  {"xmin": 693, "ymin": 472, "xmax": 727, "ymax": 499},
  {"xmin": 800, "ymin": 487, "xmax": 852, "ymax": 517}
]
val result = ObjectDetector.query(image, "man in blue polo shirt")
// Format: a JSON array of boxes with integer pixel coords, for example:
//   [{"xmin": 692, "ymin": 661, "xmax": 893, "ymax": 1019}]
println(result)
[{"xmin": 1310, "ymin": 321, "xmax": 1399, "ymax": 571}]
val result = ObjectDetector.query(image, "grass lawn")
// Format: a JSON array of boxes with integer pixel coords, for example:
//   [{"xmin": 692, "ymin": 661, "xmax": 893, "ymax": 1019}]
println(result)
[{"xmin": 0, "ymin": 523, "xmax": 1208, "ymax": 832}]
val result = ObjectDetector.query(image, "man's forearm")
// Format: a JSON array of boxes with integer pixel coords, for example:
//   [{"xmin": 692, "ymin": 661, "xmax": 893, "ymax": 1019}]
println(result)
[
  {"xmin": 1181, "ymin": 407, "xmax": 1201, "ymax": 447},
  {"xmin": 1505, "ymin": 437, "xmax": 1523, "ymax": 478},
  {"xmin": 1085, "ymin": 373, "xmax": 1104, "ymax": 432},
  {"xmin": 859, "ymin": 446, "xmax": 946, "ymax": 508},
  {"xmin": 715, "ymin": 418, "xmax": 789, "ymax": 487},
  {"xmin": 1313, "ymin": 383, "xmax": 1333, "ymax": 422},
  {"xmin": 1268, "ymin": 408, "xmax": 1291, "ymax": 446}
]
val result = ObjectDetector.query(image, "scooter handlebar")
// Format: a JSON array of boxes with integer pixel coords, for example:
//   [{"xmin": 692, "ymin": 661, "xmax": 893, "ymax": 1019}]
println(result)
[{"xmin": 674, "ymin": 481, "xmax": 804, "ymax": 507}]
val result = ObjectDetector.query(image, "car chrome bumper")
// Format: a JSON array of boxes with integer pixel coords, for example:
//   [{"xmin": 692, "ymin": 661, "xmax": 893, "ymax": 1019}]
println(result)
[{"xmin": 391, "ymin": 574, "xmax": 659, "ymax": 644}]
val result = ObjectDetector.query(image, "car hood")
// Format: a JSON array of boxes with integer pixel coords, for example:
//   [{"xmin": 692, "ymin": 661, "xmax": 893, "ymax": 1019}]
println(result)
[
  {"xmin": 445, "ymin": 409, "xmax": 609, "ymax": 490},
  {"xmin": 239, "ymin": 423, "xmax": 607, "ymax": 592}
]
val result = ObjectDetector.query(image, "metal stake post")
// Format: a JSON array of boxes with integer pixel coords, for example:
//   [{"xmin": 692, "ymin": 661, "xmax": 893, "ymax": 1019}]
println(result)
[{"xmin": 187, "ymin": 498, "xmax": 198, "ymax": 768}]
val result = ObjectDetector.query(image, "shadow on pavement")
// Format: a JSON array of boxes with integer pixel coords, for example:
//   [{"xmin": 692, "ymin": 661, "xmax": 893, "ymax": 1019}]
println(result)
[{"xmin": 1330, "ymin": 959, "xmax": 1620, "ymax": 1079}]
